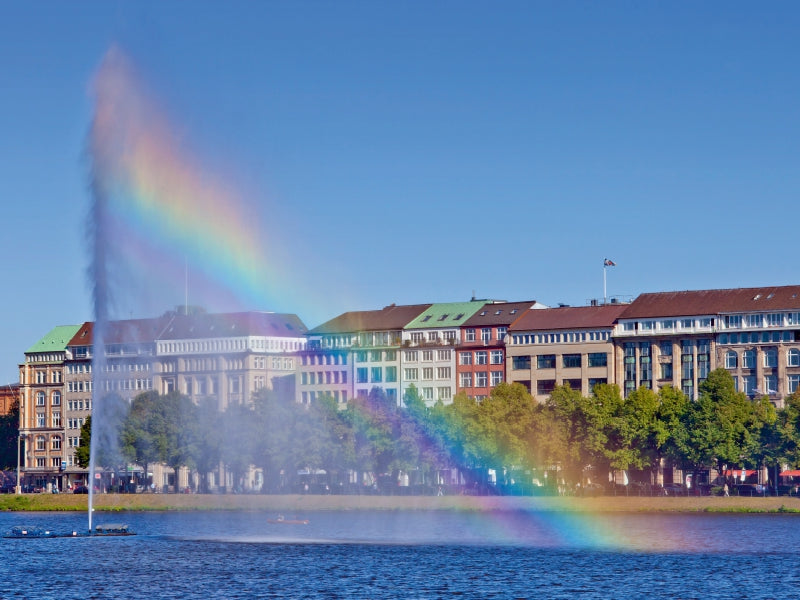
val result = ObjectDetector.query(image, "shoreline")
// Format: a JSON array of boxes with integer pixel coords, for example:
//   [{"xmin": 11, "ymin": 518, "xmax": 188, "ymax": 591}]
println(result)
[{"xmin": 3, "ymin": 493, "xmax": 800, "ymax": 513}]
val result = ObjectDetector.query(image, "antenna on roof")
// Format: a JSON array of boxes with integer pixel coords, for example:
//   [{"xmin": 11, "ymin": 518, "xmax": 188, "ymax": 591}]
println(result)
[{"xmin": 471, "ymin": 290, "xmax": 476, "ymax": 301}]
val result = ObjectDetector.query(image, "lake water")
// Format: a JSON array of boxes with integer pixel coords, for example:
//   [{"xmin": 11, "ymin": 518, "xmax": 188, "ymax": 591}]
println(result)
[{"xmin": 3, "ymin": 509, "xmax": 800, "ymax": 599}]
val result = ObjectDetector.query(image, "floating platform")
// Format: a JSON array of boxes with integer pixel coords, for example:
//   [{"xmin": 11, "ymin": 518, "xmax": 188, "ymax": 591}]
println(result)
[{"xmin": 4, "ymin": 523, "xmax": 135, "ymax": 538}]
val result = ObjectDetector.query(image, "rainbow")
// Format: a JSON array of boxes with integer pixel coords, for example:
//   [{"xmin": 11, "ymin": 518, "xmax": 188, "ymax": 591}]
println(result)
[{"xmin": 89, "ymin": 47, "xmax": 292, "ymax": 316}]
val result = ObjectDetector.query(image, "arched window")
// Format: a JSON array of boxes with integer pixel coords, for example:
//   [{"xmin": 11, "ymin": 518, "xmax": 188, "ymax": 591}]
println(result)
[
  {"xmin": 789, "ymin": 349, "xmax": 800, "ymax": 368},
  {"xmin": 36, "ymin": 435, "xmax": 46, "ymax": 451},
  {"xmin": 36, "ymin": 391, "xmax": 45, "ymax": 406},
  {"xmin": 51, "ymin": 436, "xmax": 61, "ymax": 450},
  {"xmin": 725, "ymin": 351, "xmax": 738, "ymax": 369},
  {"xmin": 764, "ymin": 348, "xmax": 778, "ymax": 368},
  {"xmin": 51, "ymin": 391, "xmax": 61, "ymax": 406},
  {"xmin": 742, "ymin": 350, "xmax": 756, "ymax": 369}
]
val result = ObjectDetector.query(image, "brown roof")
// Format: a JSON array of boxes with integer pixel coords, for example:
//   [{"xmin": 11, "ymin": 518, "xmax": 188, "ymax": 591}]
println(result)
[
  {"xmin": 160, "ymin": 311, "xmax": 307, "ymax": 339},
  {"xmin": 509, "ymin": 304, "xmax": 629, "ymax": 332},
  {"xmin": 461, "ymin": 301, "xmax": 540, "ymax": 327},
  {"xmin": 309, "ymin": 304, "xmax": 432, "ymax": 334},
  {"xmin": 67, "ymin": 315, "xmax": 173, "ymax": 347},
  {"xmin": 620, "ymin": 285, "xmax": 800, "ymax": 319}
]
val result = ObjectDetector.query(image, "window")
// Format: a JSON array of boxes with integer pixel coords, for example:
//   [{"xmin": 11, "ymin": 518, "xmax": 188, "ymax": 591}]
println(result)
[
  {"xmin": 438, "ymin": 350, "xmax": 451, "ymax": 361},
  {"xmin": 459, "ymin": 352, "xmax": 472, "ymax": 366},
  {"xmin": 52, "ymin": 436, "xmax": 61, "ymax": 450},
  {"xmin": 746, "ymin": 314, "xmax": 762, "ymax": 328},
  {"xmin": 405, "ymin": 351, "xmax": 418, "ymax": 362},
  {"xmin": 490, "ymin": 350, "xmax": 503, "ymax": 364},
  {"xmin": 588, "ymin": 353, "xmax": 607, "ymax": 367},
  {"xmin": 725, "ymin": 351, "xmax": 738, "ymax": 369},
  {"xmin": 536, "ymin": 379, "xmax": 556, "ymax": 395},
  {"xmin": 371, "ymin": 350, "xmax": 382, "ymax": 362},
  {"xmin": 622, "ymin": 322, "xmax": 636, "ymax": 332},
  {"xmin": 742, "ymin": 350, "xmax": 756, "ymax": 369},
  {"xmin": 438, "ymin": 387, "xmax": 452, "ymax": 401},
  {"xmin": 765, "ymin": 374, "xmax": 777, "ymax": 395},
  {"xmin": 475, "ymin": 351, "xmax": 488, "ymax": 365},
  {"xmin": 356, "ymin": 368, "xmax": 368, "ymax": 383},
  {"xmin": 680, "ymin": 319, "xmax": 694, "ymax": 329},
  {"xmin": 661, "ymin": 363, "xmax": 673, "ymax": 380},
  {"xmin": 423, "ymin": 367, "xmax": 434, "ymax": 380},
  {"xmin": 661, "ymin": 320, "xmax": 675, "ymax": 330},
  {"xmin": 422, "ymin": 387, "xmax": 434, "ymax": 401},
  {"xmin": 36, "ymin": 371, "xmax": 46, "ymax": 384},
  {"xmin": 371, "ymin": 367, "xmax": 382, "ymax": 383},
  {"xmin": 36, "ymin": 436, "xmax": 46, "ymax": 450},
  {"xmin": 512, "ymin": 356, "xmax": 531, "ymax": 370},
  {"xmin": 385, "ymin": 350, "xmax": 396, "ymax": 361},
  {"xmin": 481, "ymin": 328, "xmax": 491, "ymax": 343},
  {"xmin": 36, "ymin": 458, "xmax": 45, "ymax": 468},
  {"xmin": 356, "ymin": 351, "xmax": 367, "ymax": 363},
  {"xmin": 724, "ymin": 315, "xmax": 742, "ymax": 328},
  {"xmin": 764, "ymin": 348, "xmax": 778, "ymax": 368},
  {"xmin": 537, "ymin": 355, "xmax": 556, "ymax": 369},
  {"xmin": 385, "ymin": 366, "xmax": 397, "ymax": 383},
  {"xmin": 640, "ymin": 321, "xmax": 654, "ymax": 331},
  {"xmin": 743, "ymin": 375, "xmax": 757, "ymax": 396},
  {"xmin": 659, "ymin": 341, "xmax": 673, "ymax": 357},
  {"xmin": 411, "ymin": 332, "xmax": 424, "ymax": 343},
  {"xmin": 422, "ymin": 350, "xmax": 433, "ymax": 362},
  {"xmin": 766, "ymin": 313, "xmax": 783, "ymax": 327},
  {"xmin": 465, "ymin": 329, "xmax": 476, "ymax": 342},
  {"xmin": 404, "ymin": 368, "xmax": 418, "ymax": 381},
  {"xmin": 563, "ymin": 354, "xmax": 581, "ymax": 368},
  {"xmin": 497, "ymin": 327, "xmax": 508, "ymax": 341},
  {"xmin": 52, "ymin": 412, "xmax": 61, "ymax": 428},
  {"xmin": 427, "ymin": 332, "xmax": 439, "ymax": 342},
  {"xmin": 36, "ymin": 392, "xmax": 45, "ymax": 406},
  {"xmin": 490, "ymin": 371, "xmax": 503, "ymax": 386},
  {"xmin": 460, "ymin": 373, "xmax": 473, "ymax": 388},
  {"xmin": 475, "ymin": 372, "xmax": 488, "ymax": 387},
  {"xmin": 437, "ymin": 367, "xmax": 451, "ymax": 379},
  {"xmin": 789, "ymin": 349, "xmax": 800, "ymax": 367},
  {"xmin": 790, "ymin": 375, "xmax": 800, "ymax": 394},
  {"xmin": 589, "ymin": 378, "xmax": 607, "ymax": 390},
  {"xmin": 37, "ymin": 413, "xmax": 45, "ymax": 427}
]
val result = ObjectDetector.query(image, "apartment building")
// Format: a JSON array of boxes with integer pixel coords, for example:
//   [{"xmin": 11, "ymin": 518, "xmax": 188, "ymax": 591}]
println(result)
[
  {"xmin": 300, "ymin": 304, "xmax": 431, "ymax": 406},
  {"xmin": 18, "ymin": 324, "xmax": 81, "ymax": 492},
  {"xmin": 0, "ymin": 383, "xmax": 19, "ymax": 416},
  {"xmin": 401, "ymin": 301, "xmax": 487, "ymax": 406},
  {"xmin": 506, "ymin": 304, "xmax": 627, "ymax": 402},
  {"xmin": 155, "ymin": 311, "xmax": 306, "ymax": 410},
  {"xmin": 616, "ymin": 286, "xmax": 800, "ymax": 405},
  {"xmin": 456, "ymin": 301, "xmax": 545, "ymax": 400}
]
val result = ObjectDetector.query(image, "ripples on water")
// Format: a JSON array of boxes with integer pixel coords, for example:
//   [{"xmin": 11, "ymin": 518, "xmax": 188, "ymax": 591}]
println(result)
[{"xmin": 3, "ymin": 511, "xmax": 800, "ymax": 599}]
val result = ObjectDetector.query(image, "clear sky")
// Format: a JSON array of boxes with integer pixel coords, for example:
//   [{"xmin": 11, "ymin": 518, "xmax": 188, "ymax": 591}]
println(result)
[{"xmin": 2, "ymin": 1, "xmax": 800, "ymax": 383}]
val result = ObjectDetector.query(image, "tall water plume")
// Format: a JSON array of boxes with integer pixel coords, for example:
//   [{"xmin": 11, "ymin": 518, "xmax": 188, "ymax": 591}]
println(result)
[{"xmin": 85, "ymin": 46, "xmax": 279, "ymax": 529}]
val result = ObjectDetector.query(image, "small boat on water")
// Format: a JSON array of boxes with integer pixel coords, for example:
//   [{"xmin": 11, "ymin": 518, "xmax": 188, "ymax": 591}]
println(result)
[
  {"xmin": 4, "ymin": 526, "xmax": 58, "ymax": 539},
  {"xmin": 267, "ymin": 515, "xmax": 309, "ymax": 525},
  {"xmin": 91, "ymin": 523, "xmax": 135, "ymax": 536}
]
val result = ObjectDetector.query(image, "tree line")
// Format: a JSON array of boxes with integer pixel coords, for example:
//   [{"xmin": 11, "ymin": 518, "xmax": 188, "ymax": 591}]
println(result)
[{"xmin": 77, "ymin": 368, "xmax": 800, "ymax": 493}]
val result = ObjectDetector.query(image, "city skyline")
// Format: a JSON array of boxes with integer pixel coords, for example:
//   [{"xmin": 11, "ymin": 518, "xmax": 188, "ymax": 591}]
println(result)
[{"xmin": 3, "ymin": 2, "xmax": 800, "ymax": 382}]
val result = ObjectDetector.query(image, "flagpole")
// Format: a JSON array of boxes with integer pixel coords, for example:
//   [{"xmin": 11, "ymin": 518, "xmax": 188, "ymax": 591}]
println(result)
[{"xmin": 603, "ymin": 261, "xmax": 607, "ymax": 305}]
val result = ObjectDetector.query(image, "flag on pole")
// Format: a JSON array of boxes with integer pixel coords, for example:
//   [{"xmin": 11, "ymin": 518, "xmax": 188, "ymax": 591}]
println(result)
[{"xmin": 604, "ymin": 258, "xmax": 616, "ymax": 267}]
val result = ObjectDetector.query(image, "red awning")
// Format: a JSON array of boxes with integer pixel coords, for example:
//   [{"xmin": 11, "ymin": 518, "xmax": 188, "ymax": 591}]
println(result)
[
  {"xmin": 780, "ymin": 470, "xmax": 800, "ymax": 477},
  {"xmin": 724, "ymin": 469, "xmax": 757, "ymax": 477}
]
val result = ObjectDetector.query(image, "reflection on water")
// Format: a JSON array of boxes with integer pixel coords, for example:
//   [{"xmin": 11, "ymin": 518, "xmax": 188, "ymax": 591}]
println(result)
[{"xmin": 3, "ymin": 511, "xmax": 800, "ymax": 599}]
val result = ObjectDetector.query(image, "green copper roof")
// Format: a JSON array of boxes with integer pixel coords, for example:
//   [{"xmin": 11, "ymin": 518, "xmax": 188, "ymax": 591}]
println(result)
[
  {"xmin": 404, "ymin": 301, "xmax": 486, "ymax": 329},
  {"xmin": 25, "ymin": 324, "xmax": 82, "ymax": 354}
]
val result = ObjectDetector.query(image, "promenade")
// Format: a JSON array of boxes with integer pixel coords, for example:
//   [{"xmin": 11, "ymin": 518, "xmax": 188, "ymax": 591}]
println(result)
[{"xmin": 4, "ymin": 493, "xmax": 800, "ymax": 513}]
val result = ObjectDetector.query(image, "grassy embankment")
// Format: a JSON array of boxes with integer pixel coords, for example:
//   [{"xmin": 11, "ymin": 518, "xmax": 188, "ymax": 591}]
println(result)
[{"xmin": 2, "ymin": 493, "xmax": 800, "ymax": 513}]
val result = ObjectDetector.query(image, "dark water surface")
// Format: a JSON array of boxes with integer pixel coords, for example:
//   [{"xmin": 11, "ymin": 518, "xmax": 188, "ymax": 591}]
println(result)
[{"xmin": 3, "ymin": 510, "xmax": 800, "ymax": 599}]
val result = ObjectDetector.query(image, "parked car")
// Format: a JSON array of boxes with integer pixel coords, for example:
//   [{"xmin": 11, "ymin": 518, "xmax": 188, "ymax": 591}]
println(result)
[{"xmin": 73, "ymin": 485, "xmax": 89, "ymax": 494}]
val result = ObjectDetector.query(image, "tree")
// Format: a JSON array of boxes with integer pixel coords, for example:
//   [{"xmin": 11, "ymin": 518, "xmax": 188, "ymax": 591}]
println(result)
[
  {"xmin": 75, "ymin": 416, "xmax": 92, "ymax": 469},
  {"xmin": 0, "ymin": 398, "xmax": 19, "ymax": 470}
]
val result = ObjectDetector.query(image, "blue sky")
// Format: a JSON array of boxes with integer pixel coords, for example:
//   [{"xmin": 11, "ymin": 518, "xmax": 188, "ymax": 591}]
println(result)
[{"xmin": 2, "ymin": 2, "xmax": 800, "ymax": 382}]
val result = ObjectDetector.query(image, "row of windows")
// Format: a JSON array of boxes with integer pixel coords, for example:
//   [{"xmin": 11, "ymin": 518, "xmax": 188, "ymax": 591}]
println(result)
[
  {"xmin": 510, "ymin": 331, "xmax": 610, "ymax": 345},
  {"xmin": 355, "ymin": 350, "xmax": 398, "ymax": 363},
  {"xmin": 34, "ymin": 370, "xmax": 62, "ymax": 384},
  {"xmin": 404, "ymin": 350, "xmax": 452, "ymax": 362},
  {"xmin": 723, "ymin": 312, "xmax": 800, "ymax": 329},
  {"xmin": 302, "ymin": 354, "xmax": 348, "ymax": 366},
  {"xmin": 34, "ymin": 435, "xmax": 62, "ymax": 451},
  {"xmin": 464, "ymin": 327, "xmax": 508, "ymax": 343},
  {"xmin": 159, "ymin": 338, "xmax": 303, "ymax": 355},
  {"xmin": 66, "ymin": 364, "xmax": 91, "ymax": 374},
  {"xmin": 302, "ymin": 370, "xmax": 349, "ymax": 386},
  {"xmin": 102, "ymin": 379, "xmax": 153, "ymax": 392},
  {"xmin": 622, "ymin": 318, "xmax": 714, "ymax": 333},
  {"xmin": 724, "ymin": 348, "xmax": 800, "ymax": 369},
  {"xmin": 301, "ymin": 390, "xmax": 349, "ymax": 404},
  {"xmin": 531, "ymin": 353, "xmax": 609, "ymax": 370},
  {"xmin": 33, "ymin": 457, "xmax": 63, "ymax": 468},
  {"xmin": 35, "ymin": 391, "xmax": 60, "ymax": 406},
  {"xmin": 533, "ymin": 378, "xmax": 608, "ymax": 395},
  {"xmin": 355, "ymin": 367, "xmax": 398, "ymax": 384},
  {"xmin": 253, "ymin": 356, "xmax": 294, "ymax": 370},
  {"xmin": 718, "ymin": 331, "xmax": 795, "ymax": 344},
  {"xmin": 67, "ymin": 418, "xmax": 87, "ymax": 429},
  {"xmin": 403, "ymin": 367, "xmax": 451, "ymax": 382},
  {"xmin": 459, "ymin": 371, "xmax": 503, "ymax": 388},
  {"xmin": 459, "ymin": 350, "xmax": 503, "ymax": 365},
  {"xmin": 409, "ymin": 331, "xmax": 458, "ymax": 343},
  {"xmin": 67, "ymin": 399, "xmax": 91, "ymax": 411},
  {"xmin": 35, "ymin": 412, "xmax": 60, "ymax": 428}
]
